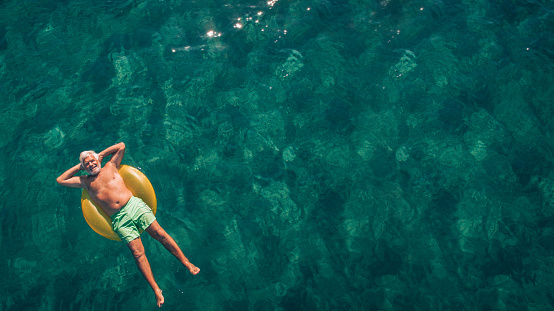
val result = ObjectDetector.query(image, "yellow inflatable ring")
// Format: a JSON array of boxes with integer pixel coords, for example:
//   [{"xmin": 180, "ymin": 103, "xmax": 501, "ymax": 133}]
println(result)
[{"xmin": 81, "ymin": 165, "xmax": 157, "ymax": 241}]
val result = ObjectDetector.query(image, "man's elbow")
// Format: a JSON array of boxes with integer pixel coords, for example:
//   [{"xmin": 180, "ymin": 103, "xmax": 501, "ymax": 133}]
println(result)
[
  {"xmin": 56, "ymin": 174, "xmax": 69, "ymax": 185},
  {"xmin": 56, "ymin": 174, "xmax": 67, "ymax": 182}
]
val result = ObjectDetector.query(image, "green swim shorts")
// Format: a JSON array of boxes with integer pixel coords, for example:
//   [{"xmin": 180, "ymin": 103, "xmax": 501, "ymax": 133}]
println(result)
[{"xmin": 111, "ymin": 196, "xmax": 156, "ymax": 244}]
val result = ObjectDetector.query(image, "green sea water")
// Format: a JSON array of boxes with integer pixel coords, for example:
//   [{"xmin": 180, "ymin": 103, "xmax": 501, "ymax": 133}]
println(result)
[{"xmin": 1, "ymin": 0, "xmax": 554, "ymax": 309}]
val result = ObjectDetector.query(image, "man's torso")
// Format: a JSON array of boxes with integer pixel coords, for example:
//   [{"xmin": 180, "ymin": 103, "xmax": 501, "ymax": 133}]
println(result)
[{"xmin": 84, "ymin": 162, "xmax": 133, "ymax": 216}]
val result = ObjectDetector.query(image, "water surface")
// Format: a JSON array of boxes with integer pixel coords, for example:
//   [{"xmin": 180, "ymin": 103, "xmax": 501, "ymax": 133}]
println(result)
[{"xmin": 1, "ymin": 0, "xmax": 554, "ymax": 309}]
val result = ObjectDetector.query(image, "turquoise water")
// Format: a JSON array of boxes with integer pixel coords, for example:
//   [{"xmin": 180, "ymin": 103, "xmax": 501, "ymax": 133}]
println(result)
[{"xmin": 1, "ymin": 0, "xmax": 554, "ymax": 309}]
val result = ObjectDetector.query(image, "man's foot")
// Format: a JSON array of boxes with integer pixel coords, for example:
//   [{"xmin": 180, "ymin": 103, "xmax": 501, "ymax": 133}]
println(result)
[
  {"xmin": 155, "ymin": 288, "xmax": 164, "ymax": 307},
  {"xmin": 186, "ymin": 262, "xmax": 200, "ymax": 275}
]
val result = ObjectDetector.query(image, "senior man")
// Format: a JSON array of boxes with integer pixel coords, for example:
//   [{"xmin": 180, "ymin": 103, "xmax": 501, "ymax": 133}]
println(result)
[{"xmin": 57, "ymin": 142, "xmax": 199, "ymax": 307}]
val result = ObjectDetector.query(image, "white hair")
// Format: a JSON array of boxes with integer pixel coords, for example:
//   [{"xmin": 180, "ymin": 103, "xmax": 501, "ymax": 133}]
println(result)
[{"xmin": 79, "ymin": 150, "xmax": 99, "ymax": 167}]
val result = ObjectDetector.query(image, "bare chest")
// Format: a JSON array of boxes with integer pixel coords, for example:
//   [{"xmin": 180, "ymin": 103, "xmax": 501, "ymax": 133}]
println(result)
[{"xmin": 86, "ymin": 170, "xmax": 125, "ymax": 195}]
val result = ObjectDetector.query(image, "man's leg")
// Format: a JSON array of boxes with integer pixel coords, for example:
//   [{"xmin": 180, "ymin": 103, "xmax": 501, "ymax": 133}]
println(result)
[
  {"xmin": 127, "ymin": 237, "xmax": 165, "ymax": 307},
  {"xmin": 146, "ymin": 220, "xmax": 200, "ymax": 275}
]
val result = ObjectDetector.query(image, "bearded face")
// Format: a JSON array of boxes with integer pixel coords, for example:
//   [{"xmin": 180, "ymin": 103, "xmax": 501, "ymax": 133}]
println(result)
[{"xmin": 82, "ymin": 155, "xmax": 101, "ymax": 175}]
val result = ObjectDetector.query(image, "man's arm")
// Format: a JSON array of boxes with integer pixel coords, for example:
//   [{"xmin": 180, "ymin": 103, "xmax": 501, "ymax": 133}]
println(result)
[
  {"xmin": 98, "ymin": 142, "xmax": 126, "ymax": 168},
  {"xmin": 56, "ymin": 164, "xmax": 85, "ymax": 188}
]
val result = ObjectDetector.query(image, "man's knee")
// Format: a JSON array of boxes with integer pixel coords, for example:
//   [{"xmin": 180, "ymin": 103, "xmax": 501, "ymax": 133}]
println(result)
[
  {"xmin": 128, "ymin": 240, "xmax": 146, "ymax": 259},
  {"xmin": 147, "ymin": 224, "xmax": 168, "ymax": 242},
  {"xmin": 151, "ymin": 229, "xmax": 168, "ymax": 243},
  {"xmin": 131, "ymin": 248, "xmax": 145, "ymax": 259}
]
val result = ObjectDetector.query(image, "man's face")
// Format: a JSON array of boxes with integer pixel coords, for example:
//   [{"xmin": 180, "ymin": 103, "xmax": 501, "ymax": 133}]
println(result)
[{"xmin": 83, "ymin": 155, "xmax": 101, "ymax": 175}]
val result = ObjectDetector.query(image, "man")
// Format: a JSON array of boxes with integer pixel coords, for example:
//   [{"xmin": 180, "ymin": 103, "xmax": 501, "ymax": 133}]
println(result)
[{"xmin": 57, "ymin": 142, "xmax": 199, "ymax": 307}]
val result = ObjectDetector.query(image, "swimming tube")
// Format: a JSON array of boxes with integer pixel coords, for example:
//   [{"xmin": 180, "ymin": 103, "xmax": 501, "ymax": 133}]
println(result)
[{"xmin": 80, "ymin": 165, "xmax": 157, "ymax": 241}]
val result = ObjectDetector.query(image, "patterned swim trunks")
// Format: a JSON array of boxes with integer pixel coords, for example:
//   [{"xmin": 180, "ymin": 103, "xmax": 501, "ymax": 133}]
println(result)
[{"xmin": 110, "ymin": 196, "xmax": 156, "ymax": 244}]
